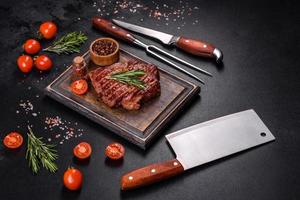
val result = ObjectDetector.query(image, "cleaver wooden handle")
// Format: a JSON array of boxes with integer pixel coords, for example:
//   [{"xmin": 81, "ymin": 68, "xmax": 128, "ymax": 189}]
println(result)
[
  {"xmin": 176, "ymin": 37, "xmax": 223, "ymax": 62},
  {"xmin": 121, "ymin": 159, "xmax": 184, "ymax": 190}
]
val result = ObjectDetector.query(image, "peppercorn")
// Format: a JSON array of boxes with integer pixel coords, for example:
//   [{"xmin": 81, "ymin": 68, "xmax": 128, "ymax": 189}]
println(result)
[{"xmin": 92, "ymin": 40, "xmax": 117, "ymax": 56}]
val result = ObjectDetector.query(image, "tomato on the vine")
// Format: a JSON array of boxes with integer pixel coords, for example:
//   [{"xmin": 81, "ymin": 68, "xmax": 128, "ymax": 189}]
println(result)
[
  {"xmin": 3, "ymin": 132, "xmax": 23, "ymax": 149},
  {"xmin": 39, "ymin": 21, "xmax": 57, "ymax": 39},
  {"xmin": 34, "ymin": 55, "xmax": 53, "ymax": 71},
  {"xmin": 17, "ymin": 55, "xmax": 33, "ymax": 73},
  {"xmin": 23, "ymin": 39, "xmax": 41, "ymax": 55},
  {"xmin": 63, "ymin": 168, "xmax": 83, "ymax": 191},
  {"xmin": 105, "ymin": 143, "xmax": 125, "ymax": 160}
]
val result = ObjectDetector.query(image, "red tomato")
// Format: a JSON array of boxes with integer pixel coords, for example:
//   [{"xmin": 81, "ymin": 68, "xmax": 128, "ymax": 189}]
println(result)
[
  {"xmin": 63, "ymin": 168, "xmax": 83, "ymax": 190},
  {"xmin": 3, "ymin": 132, "xmax": 23, "ymax": 149},
  {"xmin": 23, "ymin": 39, "xmax": 41, "ymax": 55},
  {"xmin": 39, "ymin": 22, "xmax": 57, "ymax": 39},
  {"xmin": 73, "ymin": 142, "xmax": 92, "ymax": 159},
  {"xmin": 34, "ymin": 55, "xmax": 52, "ymax": 71},
  {"xmin": 71, "ymin": 79, "xmax": 88, "ymax": 95},
  {"xmin": 17, "ymin": 55, "xmax": 33, "ymax": 73},
  {"xmin": 105, "ymin": 143, "xmax": 125, "ymax": 160}
]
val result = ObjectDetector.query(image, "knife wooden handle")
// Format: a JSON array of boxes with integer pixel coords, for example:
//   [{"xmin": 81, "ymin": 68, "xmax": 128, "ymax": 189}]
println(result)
[
  {"xmin": 92, "ymin": 17, "xmax": 135, "ymax": 43},
  {"xmin": 176, "ymin": 37, "xmax": 221, "ymax": 60},
  {"xmin": 121, "ymin": 159, "xmax": 184, "ymax": 190}
]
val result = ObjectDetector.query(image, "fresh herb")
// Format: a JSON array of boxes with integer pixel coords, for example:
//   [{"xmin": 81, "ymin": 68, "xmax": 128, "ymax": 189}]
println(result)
[
  {"xmin": 26, "ymin": 126, "xmax": 58, "ymax": 174},
  {"xmin": 108, "ymin": 70, "xmax": 146, "ymax": 89},
  {"xmin": 43, "ymin": 32, "xmax": 87, "ymax": 54}
]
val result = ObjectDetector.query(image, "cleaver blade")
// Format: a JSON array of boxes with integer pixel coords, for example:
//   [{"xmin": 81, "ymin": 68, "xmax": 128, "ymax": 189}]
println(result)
[{"xmin": 121, "ymin": 109, "xmax": 275, "ymax": 190}]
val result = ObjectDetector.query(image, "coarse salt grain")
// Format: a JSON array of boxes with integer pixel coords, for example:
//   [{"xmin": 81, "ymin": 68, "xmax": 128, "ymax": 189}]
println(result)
[
  {"xmin": 92, "ymin": 0, "xmax": 200, "ymax": 26},
  {"xmin": 44, "ymin": 116, "xmax": 84, "ymax": 145}
]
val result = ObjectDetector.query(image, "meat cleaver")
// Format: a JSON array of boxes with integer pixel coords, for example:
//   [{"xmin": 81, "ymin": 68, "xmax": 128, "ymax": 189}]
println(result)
[{"xmin": 121, "ymin": 109, "xmax": 275, "ymax": 190}]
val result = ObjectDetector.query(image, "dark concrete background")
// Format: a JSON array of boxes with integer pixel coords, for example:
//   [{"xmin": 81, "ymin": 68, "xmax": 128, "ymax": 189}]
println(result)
[{"xmin": 0, "ymin": 0, "xmax": 299, "ymax": 199}]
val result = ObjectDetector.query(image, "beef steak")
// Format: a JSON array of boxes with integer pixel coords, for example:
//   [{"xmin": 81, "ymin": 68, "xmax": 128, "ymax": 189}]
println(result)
[{"xmin": 89, "ymin": 60, "xmax": 160, "ymax": 110}]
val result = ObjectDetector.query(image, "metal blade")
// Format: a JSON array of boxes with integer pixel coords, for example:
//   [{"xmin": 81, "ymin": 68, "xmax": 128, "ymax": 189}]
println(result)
[
  {"xmin": 113, "ymin": 19, "xmax": 175, "ymax": 45},
  {"xmin": 166, "ymin": 109, "xmax": 275, "ymax": 170}
]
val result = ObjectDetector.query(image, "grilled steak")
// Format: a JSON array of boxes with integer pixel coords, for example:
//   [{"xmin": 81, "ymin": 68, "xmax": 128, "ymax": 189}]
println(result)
[{"xmin": 89, "ymin": 60, "xmax": 160, "ymax": 110}]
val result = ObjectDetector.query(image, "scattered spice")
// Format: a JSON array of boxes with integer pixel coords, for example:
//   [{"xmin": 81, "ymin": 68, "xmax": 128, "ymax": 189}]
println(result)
[
  {"xmin": 16, "ymin": 100, "xmax": 85, "ymax": 145},
  {"xmin": 44, "ymin": 116, "xmax": 84, "ymax": 145},
  {"xmin": 92, "ymin": 0, "xmax": 201, "ymax": 29},
  {"xmin": 19, "ymin": 100, "xmax": 34, "ymax": 113}
]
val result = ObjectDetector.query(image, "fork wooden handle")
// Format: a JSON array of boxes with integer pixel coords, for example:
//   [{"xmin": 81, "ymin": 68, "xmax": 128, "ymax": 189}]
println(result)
[
  {"xmin": 176, "ymin": 37, "xmax": 215, "ymax": 57},
  {"xmin": 92, "ymin": 17, "xmax": 135, "ymax": 43}
]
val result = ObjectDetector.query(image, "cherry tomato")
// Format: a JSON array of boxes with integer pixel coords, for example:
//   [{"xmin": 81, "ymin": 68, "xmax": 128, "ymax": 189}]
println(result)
[
  {"xmin": 39, "ymin": 21, "xmax": 57, "ymax": 39},
  {"xmin": 34, "ymin": 55, "xmax": 53, "ymax": 71},
  {"xmin": 105, "ymin": 143, "xmax": 125, "ymax": 160},
  {"xmin": 71, "ymin": 79, "xmax": 88, "ymax": 95},
  {"xmin": 3, "ymin": 132, "xmax": 23, "ymax": 149},
  {"xmin": 23, "ymin": 39, "xmax": 41, "ymax": 55},
  {"xmin": 73, "ymin": 142, "xmax": 92, "ymax": 159},
  {"xmin": 17, "ymin": 55, "xmax": 33, "ymax": 73},
  {"xmin": 63, "ymin": 168, "xmax": 83, "ymax": 191}
]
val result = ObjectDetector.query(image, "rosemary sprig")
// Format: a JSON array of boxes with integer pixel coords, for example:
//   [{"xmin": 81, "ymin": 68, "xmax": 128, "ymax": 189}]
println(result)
[
  {"xmin": 108, "ymin": 70, "xmax": 146, "ymax": 89},
  {"xmin": 43, "ymin": 32, "xmax": 87, "ymax": 54},
  {"xmin": 26, "ymin": 126, "xmax": 58, "ymax": 174}
]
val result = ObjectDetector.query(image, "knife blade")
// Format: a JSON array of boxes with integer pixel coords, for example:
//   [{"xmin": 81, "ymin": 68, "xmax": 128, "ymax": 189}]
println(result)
[
  {"xmin": 112, "ymin": 19, "xmax": 223, "ymax": 62},
  {"xmin": 121, "ymin": 109, "xmax": 275, "ymax": 190}
]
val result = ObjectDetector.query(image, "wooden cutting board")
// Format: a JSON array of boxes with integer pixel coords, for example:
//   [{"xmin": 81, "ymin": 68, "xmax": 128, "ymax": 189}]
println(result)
[{"xmin": 45, "ymin": 50, "xmax": 200, "ymax": 149}]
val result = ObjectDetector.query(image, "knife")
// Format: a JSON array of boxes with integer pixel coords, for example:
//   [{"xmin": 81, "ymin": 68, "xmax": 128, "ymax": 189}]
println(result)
[
  {"xmin": 112, "ymin": 19, "xmax": 223, "ymax": 63},
  {"xmin": 121, "ymin": 109, "xmax": 275, "ymax": 190},
  {"xmin": 92, "ymin": 17, "xmax": 211, "ymax": 83}
]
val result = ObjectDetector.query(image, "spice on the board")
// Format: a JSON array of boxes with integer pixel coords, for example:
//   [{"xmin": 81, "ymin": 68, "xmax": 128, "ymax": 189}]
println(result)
[{"xmin": 92, "ymin": 39, "xmax": 117, "ymax": 56}]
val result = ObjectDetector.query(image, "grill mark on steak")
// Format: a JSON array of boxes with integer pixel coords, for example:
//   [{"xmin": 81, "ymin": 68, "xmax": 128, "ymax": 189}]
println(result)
[{"xmin": 89, "ymin": 60, "xmax": 160, "ymax": 110}]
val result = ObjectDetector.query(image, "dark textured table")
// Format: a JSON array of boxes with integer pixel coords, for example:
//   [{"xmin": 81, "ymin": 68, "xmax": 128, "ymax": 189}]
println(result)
[{"xmin": 0, "ymin": 0, "xmax": 299, "ymax": 199}]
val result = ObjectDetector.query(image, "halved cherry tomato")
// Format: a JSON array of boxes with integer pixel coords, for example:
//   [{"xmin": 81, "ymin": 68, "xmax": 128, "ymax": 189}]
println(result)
[
  {"xmin": 71, "ymin": 79, "xmax": 88, "ymax": 95},
  {"xmin": 39, "ymin": 21, "xmax": 57, "ymax": 39},
  {"xmin": 73, "ymin": 142, "xmax": 92, "ymax": 159},
  {"xmin": 34, "ymin": 55, "xmax": 52, "ymax": 71},
  {"xmin": 63, "ymin": 167, "xmax": 83, "ymax": 190},
  {"xmin": 17, "ymin": 55, "xmax": 33, "ymax": 73},
  {"xmin": 3, "ymin": 132, "xmax": 23, "ymax": 149},
  {"xmin": 105, "ymin": 143, "xmax": 125, "ymax": 160},
  {"xmin": 23, "ymin": 39, "xmax": 41, "ymax": 55}
]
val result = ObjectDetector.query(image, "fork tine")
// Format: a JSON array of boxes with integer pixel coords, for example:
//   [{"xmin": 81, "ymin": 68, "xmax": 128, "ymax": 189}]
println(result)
[
  {"xmin": 148, "ymin": 45, "xmax": 212, "ymax": 77},
  {"xmin": 146, "ymin": 48, "xmax": 205, "ymax": 84}
]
